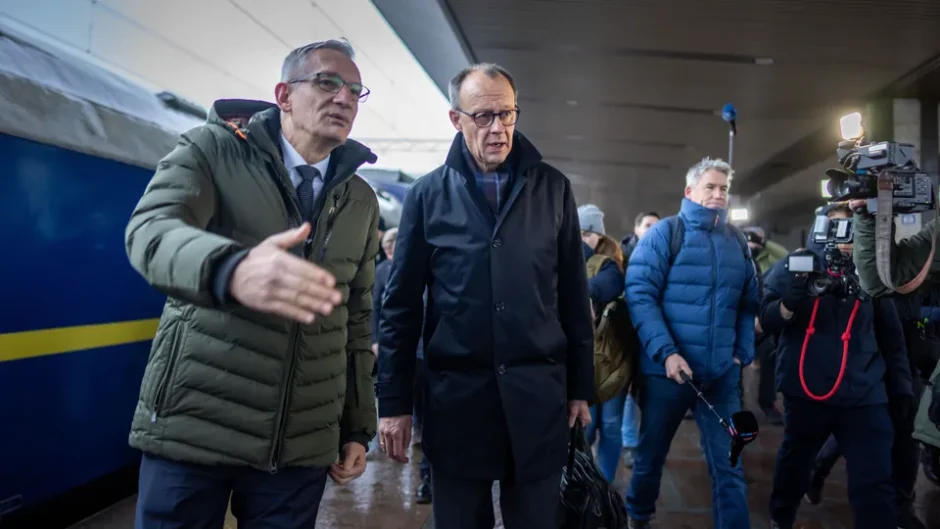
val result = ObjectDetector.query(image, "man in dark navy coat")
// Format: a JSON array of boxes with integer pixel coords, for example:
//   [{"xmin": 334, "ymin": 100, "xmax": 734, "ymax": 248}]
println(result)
[{"xmin": 375, "ymin": 63, "xmax": 594, "ymax": 529}]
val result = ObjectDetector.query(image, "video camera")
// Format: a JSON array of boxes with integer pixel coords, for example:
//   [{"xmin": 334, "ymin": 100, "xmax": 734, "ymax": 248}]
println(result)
[
  {"xmin": 825, "ymin": 113, "xmax": 934, "ymax": 214},
  {"xmin": 784, "ymin": 215, "xmax": 861, "ymax": 299}
]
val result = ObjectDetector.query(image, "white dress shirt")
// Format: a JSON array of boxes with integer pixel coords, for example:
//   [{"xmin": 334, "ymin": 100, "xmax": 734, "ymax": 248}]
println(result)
[{"xmin": 280, "ymin": 133, "xmax": 330, "ymax": 201}]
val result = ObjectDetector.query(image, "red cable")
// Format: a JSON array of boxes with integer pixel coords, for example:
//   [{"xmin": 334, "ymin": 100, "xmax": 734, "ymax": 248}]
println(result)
[{"xmin": 797, "ymin": 297, "xmax": 862, "ymax": 401}]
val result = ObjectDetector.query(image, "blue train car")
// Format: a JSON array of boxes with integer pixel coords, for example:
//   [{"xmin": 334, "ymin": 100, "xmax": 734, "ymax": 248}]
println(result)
[{"xmin": 0, "ymin": 29, "xmax": 203, "ymax": 520}]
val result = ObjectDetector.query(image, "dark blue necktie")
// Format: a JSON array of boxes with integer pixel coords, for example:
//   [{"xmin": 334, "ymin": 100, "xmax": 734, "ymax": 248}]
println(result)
[{"xmin": 296, "ymin": 166, "xmax": 321, "ymax": 221}]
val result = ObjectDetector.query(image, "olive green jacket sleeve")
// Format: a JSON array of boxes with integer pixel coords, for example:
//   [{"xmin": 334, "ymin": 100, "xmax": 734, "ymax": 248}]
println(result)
[
  {"xmin": 125, "ymin": 127, "xmax": 245, "ymax": 307},
  {"xmin": 339, "ymin": 201, "xmax": 380, "ymax": 448},
  {"xmin": 764, "ymin": 240, "xmax": 789, "ymax": 264},
  {"xmin": 854, "ymin": 213, "xmax": 940, "ymax": 297}
]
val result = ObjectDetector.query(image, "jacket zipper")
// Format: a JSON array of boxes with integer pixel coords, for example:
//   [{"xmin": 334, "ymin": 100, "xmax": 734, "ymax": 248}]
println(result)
[
  {"xmin": 708, "ymin": 233, "xmax": 718, "ymax": 375},
  {"xmin": 150, "ymin": 325, "xmax": 184, "ymax": 422},
  {"xmin": 317, "ymin": 196, "xmax": 340, "ymax": 264},
  {"xmin": 267, "ymin": 194, "xmax": 340, "ymax": 473}
]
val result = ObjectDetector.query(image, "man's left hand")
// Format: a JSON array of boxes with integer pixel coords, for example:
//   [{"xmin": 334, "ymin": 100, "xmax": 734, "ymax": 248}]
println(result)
[
  {"xmin": 568, "ymin": 400, "xmax": 591, "ymax": 428},
  {"xmin": 329, "ymin": 442, "xmax": 367, "ymax": 485}
]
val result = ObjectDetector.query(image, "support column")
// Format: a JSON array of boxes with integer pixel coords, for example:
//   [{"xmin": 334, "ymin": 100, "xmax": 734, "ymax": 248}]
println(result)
[{"xmin": 920, "ymin": 99, "xmax": 940, "ymax": 224}]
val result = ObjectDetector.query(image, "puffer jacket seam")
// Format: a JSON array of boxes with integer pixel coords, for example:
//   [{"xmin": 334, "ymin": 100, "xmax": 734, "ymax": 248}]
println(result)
[
  {"xmin": 175, "ymin": 386, "xmax": 275, "ymax": 418},
  {"xmin": 180, "ymin": 357, "xmax": 277, "ymax": 392},
  {"xmin": 159, "ymin": 437, "xmax": 259, "ymax": 466},
  {"xmin": 294, "ymin": 369, "xmax": 345, "ymax": 389}
]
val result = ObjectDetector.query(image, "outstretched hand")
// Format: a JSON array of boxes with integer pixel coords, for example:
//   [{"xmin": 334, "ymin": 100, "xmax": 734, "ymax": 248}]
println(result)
[{"xmin": 229, "ymin": 223, "xmax": 342, "ymax": 324}]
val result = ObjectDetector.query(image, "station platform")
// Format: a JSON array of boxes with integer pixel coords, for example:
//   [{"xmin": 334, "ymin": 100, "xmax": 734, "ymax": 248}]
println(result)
[{"xmin": 69, "ymin": 367, "xmax": 939, "ymax": 529}]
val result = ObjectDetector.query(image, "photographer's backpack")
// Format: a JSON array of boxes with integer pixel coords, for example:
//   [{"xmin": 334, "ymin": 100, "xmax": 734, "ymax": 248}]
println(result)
[{"xmin": 586, "ymin": 254, "xmax": 638, "ymax": 404}]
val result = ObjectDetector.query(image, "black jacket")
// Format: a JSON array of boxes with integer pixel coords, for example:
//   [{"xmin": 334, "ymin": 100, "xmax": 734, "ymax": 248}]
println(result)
[
  {"xmin": 370, "ymin": 259, "xmax": 392, "ymax": 346},
  {"xmin": 760, "ymin": 254, "xmax": 913, "ymax": 407},
  {"xmin": 621, "ymin": 234, "xmax": 638, "ymax": 262},
  {"xmin": 376, "ymin": 131, "xmax": 594, "ymax": 481}
]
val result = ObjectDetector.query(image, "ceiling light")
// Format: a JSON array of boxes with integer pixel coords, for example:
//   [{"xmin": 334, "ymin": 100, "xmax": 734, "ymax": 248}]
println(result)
[
  {"xmin": 730, "ymin": 208, "xmax": 749, "ymax": 222},
  {"xmin": 754, "ymin": 57, "xmax": 774, "ymax": 66},
  {"xmin": 566, "ymin": 100, "xmax": 578, "ymax": 106},
  {"xmin": 565, "ymin": 134, "xmax": 584, "ymax": 141}
]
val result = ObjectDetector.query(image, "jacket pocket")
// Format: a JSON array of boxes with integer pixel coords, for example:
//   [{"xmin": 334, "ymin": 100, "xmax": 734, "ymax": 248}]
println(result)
[{"xmin": 149, "ymin": 322, "xmax": 185, "ymax": 422}]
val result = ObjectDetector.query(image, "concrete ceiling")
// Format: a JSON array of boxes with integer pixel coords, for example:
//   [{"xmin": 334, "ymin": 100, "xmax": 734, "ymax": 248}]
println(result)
[{"xmin": 376, "ymin": 0, "xmax": 940, "ymax": 237}]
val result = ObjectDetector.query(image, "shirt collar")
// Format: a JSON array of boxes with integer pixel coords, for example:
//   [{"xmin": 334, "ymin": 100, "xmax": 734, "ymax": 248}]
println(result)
[{"xmin": 281, "ymin": 133, "xmax": 330, "ymax": 176}]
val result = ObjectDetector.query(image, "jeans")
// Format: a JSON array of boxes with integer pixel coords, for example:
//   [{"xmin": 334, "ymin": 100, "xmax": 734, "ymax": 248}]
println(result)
[
  {"xmin": 627, "ymin": 368, "xmax": 749, "ymax": 529},
  {"xmin": 622, "ymin": 394, "xmax": 639, "ymax": 449},
  {"xmin": 585, "ymin": 391, "xmax": 626, "ymax": 482}
]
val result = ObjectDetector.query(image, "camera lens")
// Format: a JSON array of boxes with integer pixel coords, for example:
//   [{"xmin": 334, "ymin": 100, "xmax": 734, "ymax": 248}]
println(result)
[{"xmin": 807, "ymin": 275, "xmax": 831, "ymax": 297}]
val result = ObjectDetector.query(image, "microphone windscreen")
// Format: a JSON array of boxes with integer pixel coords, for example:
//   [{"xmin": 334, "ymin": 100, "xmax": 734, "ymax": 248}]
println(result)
[
  {"xmin": 731, "ymin": 411, "xmax": 759, "ymax": 436},
  {"xmin": 721, "ymin": 103, "xmax": 737, "ymax": 123}
]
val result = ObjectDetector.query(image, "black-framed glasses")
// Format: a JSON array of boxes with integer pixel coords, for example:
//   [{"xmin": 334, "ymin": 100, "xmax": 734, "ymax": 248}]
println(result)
[
  {"xmin": 456, "ymin": 107, "xmax": 520, "ymax": 128},
  {"xmin": 289, "ymin": 72, "xmax": 371, "ymax": 102}
]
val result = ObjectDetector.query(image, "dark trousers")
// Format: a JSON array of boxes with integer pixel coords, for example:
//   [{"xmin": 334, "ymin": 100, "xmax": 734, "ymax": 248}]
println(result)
[
  {"xmin": 812, "ymin": 391, "xmax": 922, "ymax": 517},
  {"xmin": 756, "ymin": 336, "xmax": 777, "ymax": 411},
  {"xmin": 414, "ymin": 357, "xmax": 431, "ymax": 483},
  {"xmin": 431, "ymin": 466, "xmax": 562, "ymax": 528},
  {"xmin": 813, "ymin": 435, "xmax": 842, "ymax": 478},
  {"xmin": 135, "ymin": 453, "xmax": 328, "ymax": 529},
  {"xmin": 414, "ymin": 356, "xmax": 427, "ymax": 431},
  {"xmin": 770, "ymin": 398, "xmax": 895, "ymax": 529}
]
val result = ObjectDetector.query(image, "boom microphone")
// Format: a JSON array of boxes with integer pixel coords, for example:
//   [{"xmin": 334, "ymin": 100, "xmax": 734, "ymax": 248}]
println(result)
[
  {"xmin": 722, "ymin": 103, "xmax": 737, "ymax": 166},
  {"xmin": 681, "ymin": 372, "xmax": 759, "ymax": 466},
  {"xmin": 721, "ymin": 103, "xmax": 737, "ymax": 135}
]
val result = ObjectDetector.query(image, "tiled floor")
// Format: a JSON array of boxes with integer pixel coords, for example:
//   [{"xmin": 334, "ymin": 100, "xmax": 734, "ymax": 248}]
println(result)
[{"xmin": 75, "ymin": 366, "xmax": 940, "ymax": 529}]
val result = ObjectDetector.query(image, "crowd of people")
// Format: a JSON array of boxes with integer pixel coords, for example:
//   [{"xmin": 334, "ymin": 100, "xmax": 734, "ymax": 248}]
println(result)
[{"xmin": 121, "ymin": 38, "xmax": 940, "ymax": 529}]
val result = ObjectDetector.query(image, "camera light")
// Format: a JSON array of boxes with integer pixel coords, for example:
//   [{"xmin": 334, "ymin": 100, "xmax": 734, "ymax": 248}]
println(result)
[
  {"xmin": 820, "ymin": 179, "xmax": 832, "ymax": 198},
  {"xmin": 730, "ymin": 208, "xmax": 749, "ymax": 222},
  {"xmin": 840, "ymin": 112, "xmax": 864, "ymax": 140}
]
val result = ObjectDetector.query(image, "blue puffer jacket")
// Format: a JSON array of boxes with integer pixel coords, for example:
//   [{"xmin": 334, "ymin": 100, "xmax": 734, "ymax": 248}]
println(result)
[{"xmin": 625, "ymin": 198, "xmax": 760, "ymax": 382}]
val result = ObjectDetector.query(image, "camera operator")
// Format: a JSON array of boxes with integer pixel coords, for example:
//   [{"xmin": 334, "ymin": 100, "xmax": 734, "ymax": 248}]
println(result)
[
  {"xmin": 760, "ymin": 203, "xmax": 914, "ymax": 529},
  {"xmin": 849, "ymin": 198, "xmax": 939, "ymax": 298}
]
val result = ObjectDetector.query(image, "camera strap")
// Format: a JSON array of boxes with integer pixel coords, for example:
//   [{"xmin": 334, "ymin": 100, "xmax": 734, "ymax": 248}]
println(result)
[{"xmin": 875, "ymin": 170, "xmax": 936, "ymax": 294}]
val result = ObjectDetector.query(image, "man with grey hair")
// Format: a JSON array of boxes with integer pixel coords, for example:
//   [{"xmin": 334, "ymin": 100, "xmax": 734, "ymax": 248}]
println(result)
[
  {"xmin": 376, "ymin": 62, "xmax": 594, "ymax": 528},
  {"xmin": 125, "ymin": 39, "xmax": 379, "ymax": 528},
  {"xmin": 624, "ymin": 157, "xmax": 759, "ymax": 528}
]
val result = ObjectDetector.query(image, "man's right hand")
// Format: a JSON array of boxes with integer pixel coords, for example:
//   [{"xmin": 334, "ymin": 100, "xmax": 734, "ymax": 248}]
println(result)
[
  {"xmin": 379, "ymin": 415, "xmax": 412, "ymax": 463},
  {"xmin": 665, "ymin": 354, "xmax": 692, "ymax": 384},
  {"xmin": 229, "ymin": 223, "xmax": 343, "ymax": 324}
]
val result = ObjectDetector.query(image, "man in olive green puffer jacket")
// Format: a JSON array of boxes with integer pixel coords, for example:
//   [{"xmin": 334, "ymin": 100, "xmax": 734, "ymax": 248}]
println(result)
[{"xmin": 125, "ymin": 39, "xmax": 379, "ymax": 529}]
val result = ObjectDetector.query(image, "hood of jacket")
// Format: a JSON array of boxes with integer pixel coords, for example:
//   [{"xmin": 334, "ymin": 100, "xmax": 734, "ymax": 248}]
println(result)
[{"xmin": 207, "ymin": 98, "xmax": 378, "ymax": 176}]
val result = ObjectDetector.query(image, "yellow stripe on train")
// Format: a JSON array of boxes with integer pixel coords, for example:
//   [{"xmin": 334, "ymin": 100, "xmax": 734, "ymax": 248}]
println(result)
[{"xmin": 0, "ymin": 318, "xmax": 160, "ymax": 362}]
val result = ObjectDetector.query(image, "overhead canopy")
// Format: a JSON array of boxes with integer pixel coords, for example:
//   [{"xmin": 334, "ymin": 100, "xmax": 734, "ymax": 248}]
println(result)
[{"xmin": 376, "ymin": 0, "xmax": 940, "ymax": 234}]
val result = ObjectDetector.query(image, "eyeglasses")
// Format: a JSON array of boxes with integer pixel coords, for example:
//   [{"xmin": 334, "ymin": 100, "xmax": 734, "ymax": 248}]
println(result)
[
  {"xmin": 289, "ymin": 73, "xmax": 370, "ymax": 102},
  {"xmin": 456, "ymin": 107, "xmax": 520, "ymax": 128}
]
